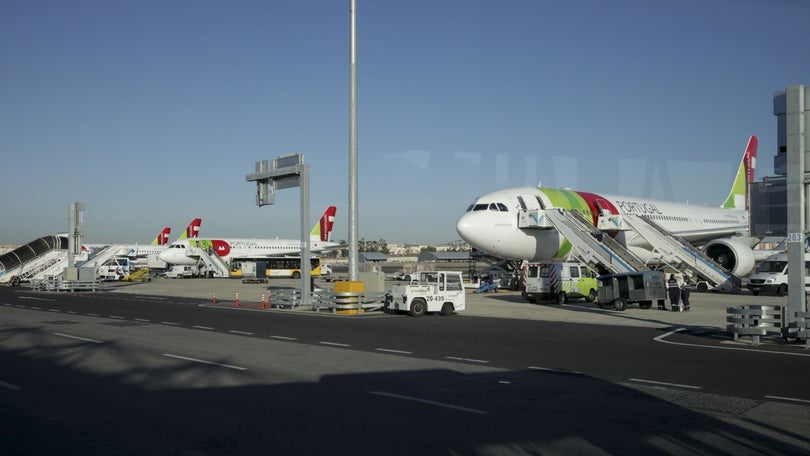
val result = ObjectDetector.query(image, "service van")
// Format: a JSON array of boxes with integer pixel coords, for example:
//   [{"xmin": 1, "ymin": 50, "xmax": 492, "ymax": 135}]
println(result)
[
  {"xmin": 522, "ymin": 261, "xmax": 598, "ymax": 304},
  {"xmin": 165, "ymin": 265, "xmax": 195, "ymax": 279},
  {"xmin": 746, "ymin": 252, "xmax": 810, "ymax": 296}
]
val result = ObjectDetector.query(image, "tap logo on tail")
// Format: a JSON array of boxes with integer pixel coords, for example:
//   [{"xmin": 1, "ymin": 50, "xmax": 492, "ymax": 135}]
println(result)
[{"xmin": 312, "ymin": 206, "xmax": 337, "ymax": 242}]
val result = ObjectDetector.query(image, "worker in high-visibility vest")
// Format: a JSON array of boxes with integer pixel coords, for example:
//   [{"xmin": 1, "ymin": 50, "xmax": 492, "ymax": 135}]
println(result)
[{"xmin": 667, "ymin": 273, "xmax": 680, "ymax": 311}]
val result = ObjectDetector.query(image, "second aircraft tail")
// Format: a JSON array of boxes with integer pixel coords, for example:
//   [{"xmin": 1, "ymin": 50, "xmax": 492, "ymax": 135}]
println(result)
[{"xmin": 310, "ymin": 206, "xmax": 337, "ymax": 242}]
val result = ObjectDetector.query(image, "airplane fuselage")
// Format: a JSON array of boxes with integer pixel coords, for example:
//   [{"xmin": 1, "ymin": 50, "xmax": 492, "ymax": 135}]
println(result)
[{"xmin": 456, "ymin": 186, "xmax": 748, "ymax": 262}]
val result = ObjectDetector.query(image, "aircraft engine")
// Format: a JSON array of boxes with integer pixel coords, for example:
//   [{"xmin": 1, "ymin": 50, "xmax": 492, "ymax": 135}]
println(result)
[{"xmin": 704, "ymin": 238, "xmax": 756, "ymax": 276}]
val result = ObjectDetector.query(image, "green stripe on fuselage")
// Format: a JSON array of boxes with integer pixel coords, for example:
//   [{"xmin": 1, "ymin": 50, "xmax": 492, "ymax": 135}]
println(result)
[{"xmin": 538, "ymin": 188, "xmax": 592, "ymax": 259}]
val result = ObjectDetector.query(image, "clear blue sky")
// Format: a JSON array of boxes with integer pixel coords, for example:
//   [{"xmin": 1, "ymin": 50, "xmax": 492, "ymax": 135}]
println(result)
[{"xmin": 2, "ymin": 0, "xmax": 809, "ymax": 246}]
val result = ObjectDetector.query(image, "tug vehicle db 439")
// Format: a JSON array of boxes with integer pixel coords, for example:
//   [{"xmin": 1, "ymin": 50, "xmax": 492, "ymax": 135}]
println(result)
[{"xmin": 384, "ymin": 271, "xmax": 466, "ymax": 317}]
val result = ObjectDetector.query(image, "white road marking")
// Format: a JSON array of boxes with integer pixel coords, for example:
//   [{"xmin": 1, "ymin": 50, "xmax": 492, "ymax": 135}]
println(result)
[
  {"xmin": 371, "ymin": 391, "xmax": 488, "ymax": 415},
  {"xmin": 628, "ymin": 378, "xmax": 701, "ymax": 390},
  {"xmin": 0, "ymin": 380, "xmax": 21, "ymax": 390},
  {"xmin": 48, "ymin": 309, "xmax": 61, "ymax": 312},
  {"xmin": 229, "ymin": 330, "xmax": 254, "ymax": 336},
  {"xmin": 109, "ymin": 315, "xmax": 125, "ymax": 319},
  {"xmin": 375, "ymin": 348, "xmax": 413, "ymax": 355},
  {"xmin": 86, "ymin": 313, "xmax": 99, "ymax": 317},
  {"xmin": 67, "ymin": 311, "xmax": 78, "ymax": 314},
  {"xmin": 445, "ymin": 356, "xmax": 489, "ymax": 364},
  {"xmin": 193, "ymin": 325, "xmax": 214, "ymax": 330},
  {"xmin": 320, "ymin": 341, "xmax": 351, "ymax": 347},
  {"xmin": 528, "ymin": 366, "xmax": 583, "ymax": 375},
  {"xmin": 162, "ymin": 353, "xmax": 247, "ymax": 371},
  {"xmin": 15, "ymin": 305, "xmax": 27, "ymax": 308},
  {"xmin": 161, "ymin": 321, "xmax": 179, "ymax": 326},
  {"xmin": 270, "ymin": 335, "xmax": 296, "ymax": 341},
  {"xmin": 655, "ymin": 327, "xmax": 810, "ymax": 357},
  {"xmin": 764, "ymin": 395, "xmax": 810, "ymax": 405},
  {"xmin": 3, "ymin": 303, "xmax": 11, "ymax": 306},
  {"xmin": 134, "ymin": 318, "xmax": 150, "ymax": 322},
  {"xmin": 53, "ymin": 332, "xmax": 103, "ymax": 344},
  {"xmin": 31, "ymin": 307, "xmax": 41, "ymax": 310},
  {"xmin": 19, "ymin": 296, "xmax": 54, "ymax": 302}
]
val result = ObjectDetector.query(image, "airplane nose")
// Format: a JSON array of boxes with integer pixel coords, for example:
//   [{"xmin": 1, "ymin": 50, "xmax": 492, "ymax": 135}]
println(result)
[{"xmin": 456, "ymin": 211, "xmax": 494, "ymax": 252}]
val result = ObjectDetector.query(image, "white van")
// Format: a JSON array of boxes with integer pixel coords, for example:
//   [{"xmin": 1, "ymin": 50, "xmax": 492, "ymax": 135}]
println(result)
[
  {"xmin": 522, "ymin": 261, "xmax": 598, "ymax": 304},
  {"xmin": 165, "ymin": 265, "xmax": 195, "ymax": 279},
  {"xmin": 746, "ymin": 253, "xmax": 810, "ymax": 296}
]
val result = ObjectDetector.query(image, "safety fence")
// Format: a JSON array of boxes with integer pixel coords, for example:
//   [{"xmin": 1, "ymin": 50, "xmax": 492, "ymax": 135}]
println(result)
[
  {"xmin": 796, "ymin": 311, "xmax": 810, "ymax": 349},
  {"xmin": 220, "ymin": 288, "xmax": 386, "ymax": 314},
  {"xmin": 30, "ymin": 276, "xmax": 99, "ymax": 292},
  {"xmin": 726, "ymin": 305, "xmax": 783, "ymax": 345}
]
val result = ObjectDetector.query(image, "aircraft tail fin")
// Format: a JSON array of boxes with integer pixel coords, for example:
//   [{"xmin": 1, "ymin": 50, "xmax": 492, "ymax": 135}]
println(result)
[
  {"xmin": 721, "ymin": 135, "xmax": 758, "ymax": 210},
  {"xmin": 310, "ymin": 206, "xmax": 337, "ymax": 242},
  {"xmin": 151, "ymin": 227, "xmax": 171, "ymax": 246},
  {"xmin": 177, "ymin": 218, "xmax": 202, "ymax": 240}
]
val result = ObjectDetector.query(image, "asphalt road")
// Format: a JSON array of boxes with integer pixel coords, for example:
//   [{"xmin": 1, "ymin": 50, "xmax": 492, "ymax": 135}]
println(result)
[{"xmin": 2, "ymin": 285, "xmax": 809, "ymax": 455}]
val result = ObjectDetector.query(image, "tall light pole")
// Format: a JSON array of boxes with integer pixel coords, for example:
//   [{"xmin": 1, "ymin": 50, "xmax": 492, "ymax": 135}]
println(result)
[{"xmin": 348, "ymin": 0, "xmax": 359, "ymax": 281}]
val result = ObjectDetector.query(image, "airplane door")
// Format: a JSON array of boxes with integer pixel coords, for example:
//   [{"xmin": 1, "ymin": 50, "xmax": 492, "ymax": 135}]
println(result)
[{"xmin": 518, "ymin": 193, "xmax": 544, "ymax": 211}]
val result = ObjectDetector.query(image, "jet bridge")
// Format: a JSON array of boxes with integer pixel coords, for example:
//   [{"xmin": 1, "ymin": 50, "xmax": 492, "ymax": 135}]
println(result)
[{"xmin": 0, "ymin": 235, "xmax": 68, "ymax": 283}]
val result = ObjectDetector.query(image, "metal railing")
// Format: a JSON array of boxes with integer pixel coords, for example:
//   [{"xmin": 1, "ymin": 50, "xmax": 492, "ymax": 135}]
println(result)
[
  {"xmin": 30, "ymin": 275, "xmax": 99, "ymax": 292},
  {"xmin": 795, "ymin": 311, "xmax": 810, "ymax": 349},
  {"xmin": 313, "ymin": 290, "xmax": 386, "ymax": 313},
  {"xmin": 726, "ymin": 305, "xmax": 783, "ymax": 345}
]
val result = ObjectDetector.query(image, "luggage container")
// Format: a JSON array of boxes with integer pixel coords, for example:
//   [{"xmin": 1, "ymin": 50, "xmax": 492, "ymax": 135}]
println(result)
[{"xmin": 596, "ymin": 271, "xmax": 666, "ymax": 311}]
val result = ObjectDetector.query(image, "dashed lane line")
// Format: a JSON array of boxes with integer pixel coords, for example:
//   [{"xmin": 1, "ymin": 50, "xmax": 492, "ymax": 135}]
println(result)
[
  {"xmin": 0, "ymin": 380, "xmax": 21, "ymax": 390},
  {"xmin": 764, "ymin": 395, "xmax": 810, "ymax": 405},
  {"xmin": 375, "ymin": 348, "xmax": 413, "ymax": 355},
  {"xmin": 320, "ymin": 341, "xmax": 351, "ymax": 347},
  {"xmin": 270, "ymin": 335, "xmax": 296, "ymax": 341},
  {"xmin": 445, "ymin": 356, "xmax": 489, "ymax": 364},
  {"xmin": 53, "ymin": 332, "xmax": 104, "ymax": 344},
  {"xmin": 193, "ymin": 325, "xmax": 214, "ymax": 330},
  {"xmin": 229, "ymin": 330, "xmax": 254, "ymax": 336},
  {"xmin": 628, "ymin": 378, "xmax": 702, "ymax": 390},
  {"xmin": 371, "ymin": 391, "xmax": 488, "ymax": 415},
  {"xmin": 528, "ymin": 366, "xmax": 583, "ymax": 375},
  {"xmin": 162, "ymin": 353, "xmax": 247, "ymax": 371}
]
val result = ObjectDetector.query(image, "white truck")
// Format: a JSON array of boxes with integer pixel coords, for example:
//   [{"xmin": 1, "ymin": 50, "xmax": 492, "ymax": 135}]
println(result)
[{"xmin": 385, "ymin": 271, "xmax": 466, "ymax": 317}]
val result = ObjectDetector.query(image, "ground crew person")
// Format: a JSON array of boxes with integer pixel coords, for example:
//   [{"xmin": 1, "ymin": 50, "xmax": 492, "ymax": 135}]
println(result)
[
  {"xmin": 667, "ymin": 273, "xmax": 680, "ymax": 311},
  {"xmin": 680, "ymin": 278, "xmax": 691, "ymax": 311}
]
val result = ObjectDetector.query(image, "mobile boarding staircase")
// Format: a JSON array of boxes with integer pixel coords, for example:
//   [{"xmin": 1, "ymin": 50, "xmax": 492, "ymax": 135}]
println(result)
[
  {"xmin": 519, "ymin": 208, "xmax": 648, "ymax": 275},
  {"xmin": 620, "ymin": 215, "xmax": 741, "ymax": 291},
  {"xmin": 181, "ymin": 247, "xmax": 230, "ymax": 278},
  {"xmin": 518, "ymin": 208, "xmax": 741, "ymax": 291}
]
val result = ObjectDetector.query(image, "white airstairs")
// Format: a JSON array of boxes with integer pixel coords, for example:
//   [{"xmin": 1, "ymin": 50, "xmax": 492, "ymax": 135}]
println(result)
[
  {"xmin": 518, "ymin": 208, "xmax": 741, "ymax": 291},
  {"xmin": 621, "ymin": 215, "xmax": 741, "ymax": 291},
  {"xmin": 182, "ymin": 247, "xmax": 230, "ymax": 277}
]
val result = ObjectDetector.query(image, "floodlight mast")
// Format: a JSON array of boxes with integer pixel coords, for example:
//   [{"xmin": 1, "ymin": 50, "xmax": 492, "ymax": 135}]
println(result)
[{"xmin": 348, "ymin": 0, "xmax": 359, "ymax": 281}]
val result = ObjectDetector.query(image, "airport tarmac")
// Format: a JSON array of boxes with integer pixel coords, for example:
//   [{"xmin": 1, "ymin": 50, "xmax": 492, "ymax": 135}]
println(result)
[{"xmin": 100, "ymin": 276, "xmax": 794, "ymax": 332}]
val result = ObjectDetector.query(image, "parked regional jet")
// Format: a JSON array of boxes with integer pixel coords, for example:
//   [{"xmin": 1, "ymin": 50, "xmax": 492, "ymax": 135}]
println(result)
[
  {"xmin": 157, "ymin": 206, "xmax": 338, "ymax": 266},
  {"xmin": 82, "ymin": 218, "xmax": 202, "ymax": 258},
  {"xmin": 456, "ymin": 136, "xmax": 762, "ymax": 277}
]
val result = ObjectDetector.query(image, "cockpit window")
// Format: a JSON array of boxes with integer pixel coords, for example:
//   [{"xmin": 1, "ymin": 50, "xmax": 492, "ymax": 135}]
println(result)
[
  {"xmin": 497, "ymin": 203, "xmax": 508, "ymax": 211},
  {"xmin": 472, "ymin": 204, "xmax": 489, "ymax": 211}
]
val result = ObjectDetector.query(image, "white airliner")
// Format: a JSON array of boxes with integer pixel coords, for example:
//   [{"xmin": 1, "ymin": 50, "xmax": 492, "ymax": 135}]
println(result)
[
  {"xmin": 456, "ymin": 136, "xmax": 762, "ymax": 277},
  {"xmin": 83, "ymin": 218, "xmax": 202, "ymax": 257},
  {"xmin": 157, "ymin": 206, "xmax": 338, "ymax": 266}
]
